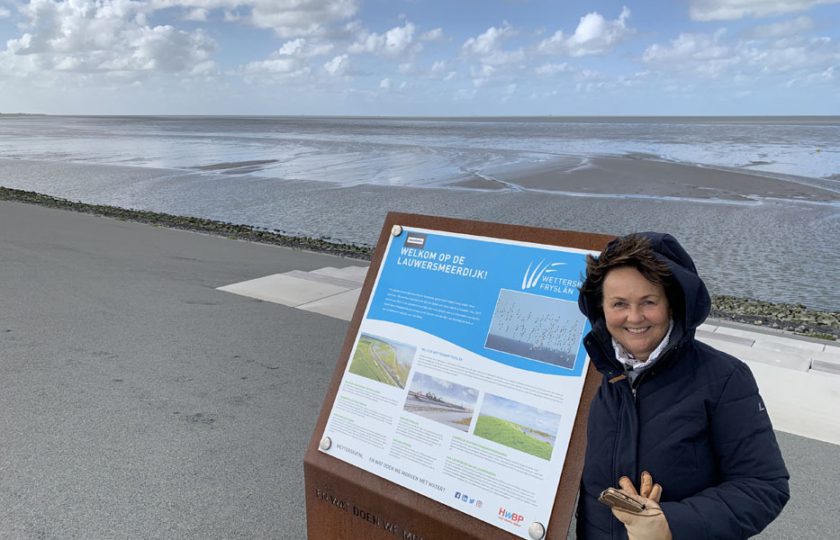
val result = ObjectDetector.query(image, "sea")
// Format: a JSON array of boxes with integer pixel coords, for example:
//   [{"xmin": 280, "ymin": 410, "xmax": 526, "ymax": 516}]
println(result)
[{"xmin": 0, "ymin": 115, "xmax": 838, "ymax": 311}]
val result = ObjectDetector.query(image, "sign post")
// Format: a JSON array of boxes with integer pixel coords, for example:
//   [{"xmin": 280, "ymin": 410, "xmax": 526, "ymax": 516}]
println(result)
[{"xmin": 304, "ymin": 213, "xmax": 612, "ymax": 539}]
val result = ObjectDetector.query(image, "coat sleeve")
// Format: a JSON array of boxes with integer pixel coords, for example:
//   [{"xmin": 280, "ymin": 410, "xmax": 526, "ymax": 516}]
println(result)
[{"xmin": 659, "ymin": 360, "xmax": 790, "ymax": 539}]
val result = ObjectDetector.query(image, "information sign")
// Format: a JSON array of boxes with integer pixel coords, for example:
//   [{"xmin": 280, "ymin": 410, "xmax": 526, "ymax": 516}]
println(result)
[{"xmin": 317, "ymin": 221, "xmax": 599, "ymax": 539}]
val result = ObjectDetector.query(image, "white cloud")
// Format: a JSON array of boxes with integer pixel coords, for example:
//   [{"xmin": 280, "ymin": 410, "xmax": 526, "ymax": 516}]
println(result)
[
  {"xmin": 184, "ymin": 8, "xmax": 209, "ymax": 21},
  {"xmin": 750, "ymin": 36, "xmax": 838, "ymax": 73},
  {"xmin": 462, "ymin": 22, "xmax": 524, "ymax": 67},
  {"xmin": 223, "ymin": 8, "xmax": 241, "ymax": 22},
  {"xmin": 349, "ymin": 22, "xmax": 418, "ymax": 57},
  {"xmin": 483, "ymin": 49, "xmax": 525, "ymax": 66},
  {"xmin": 690, "ymin": 0, "xmax": 840, "ymax": 21},
  {"xmin": 243, "ymin": 56, "xmax": 307, "ymax": 76},
  {"xmin": 786, "ymin": 65, "xmax": 834, "ymax": 87},
  {"xmin": 748, "ymin": 16, "xmax": 814, "ymax": 39},
  {"xmin": 537, "ymin": 7, "xmax": 633, "ymax": 57},
  {"xmin": 643, "ymin": 28, "xmax": 840, "ymax": 81},
  {"xmin": 571, "ymin": 68, "xmax": 644, "ymax": 93},
  {"xmin": 643, "ymin": 31, "xmax": 730, "ymax": 65},
  {"xmin": 421, "ymin": 28, "xmax": 443, "ymax": 41},
  {"xmin": 379, "ymin": 77, "xmax": 391, "ymax": 90},
  {"xmin": 463, "ymin": 22, "xmax": 514, "ymax": 56},
  {"xmin": 4, "ymin": 1, "xmax": 216, "ymax": 76},
  {"xmin": 248, "ymin": 0, "xmax": 358, "ymax": 37},
  {"xmin": 425, "ymin": 60, "xmax": 455, "ymax": 80},
  {"xmin": 535, "ymin": 62, "xmax": 568, "ymax": 76},
  {"xmin": 1, "ymin": 1, "xmax": 358, "ymax": 82},
  {"xmin": 471, "ymin": 64, "xmax": 496, "ymax": 79},
  {"xmin": 642, "ymin": 30, "xmax": 749, "ymax": 78},
  {"xmin": 469, "ymin": 63, "xmax": 499, "ymax": 88},
  {"xmin": 133, "ymin": 25, "xmax": 216, "ymax": 72},
  {"xmin": 323, "ymin": 53, "xmax": 348, "ymax": 75},
  {"xmin": 0, "ymin": 7, "xmax": 11, "ymax": 19},
  {"xmin": 274, "ymin": 38, "xmax": 333, "ymax": 57},
  {"xmin": 151, "ymin": 1, "xmax": 359, "ymax": 37},
  {"xmin": 242, "ymin": 37, "xmax": 332, "ymax": 76}
]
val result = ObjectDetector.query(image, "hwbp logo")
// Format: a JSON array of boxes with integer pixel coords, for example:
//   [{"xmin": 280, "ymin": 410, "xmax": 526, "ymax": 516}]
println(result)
[{"xmin": 498, "ymin": 507, "xmax": 525, "ymax": 526}]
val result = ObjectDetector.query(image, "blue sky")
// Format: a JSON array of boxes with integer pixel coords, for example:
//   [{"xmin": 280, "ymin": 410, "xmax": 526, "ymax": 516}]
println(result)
[{"xmin": 0, "ymin": 0, "xmax": 838, "ymax": 115}]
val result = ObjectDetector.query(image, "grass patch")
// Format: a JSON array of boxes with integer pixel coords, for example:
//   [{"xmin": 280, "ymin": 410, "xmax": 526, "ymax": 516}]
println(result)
[
  {"xmin": 349, "ymin": 338, "xmax": 395, "ymax": 386},
  {"xmin": 370, "ymin": 341, "xmax": 410, "ymax": 385},
  {"xmin": 348, "ymin": 335, "xmax": 413, "ymax": 388},
  {"xmin": 474, "ymin": 416, "xmax": 553, "ymax": 460}
]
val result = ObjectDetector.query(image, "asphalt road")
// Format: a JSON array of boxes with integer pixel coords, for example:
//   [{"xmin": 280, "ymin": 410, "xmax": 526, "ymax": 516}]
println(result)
[
  {"xmin": 0, "ymin": 201, "xmax": 348, "ymax": 539},
  {"xmin": 1, "ymin": 201, "xmax": 837, "ymax": 539}
]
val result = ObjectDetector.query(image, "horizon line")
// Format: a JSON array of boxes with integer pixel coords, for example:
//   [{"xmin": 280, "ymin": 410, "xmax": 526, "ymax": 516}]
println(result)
[{"xmin": 3, "ymin": 112, "xmax": 839, "ymax": 120}]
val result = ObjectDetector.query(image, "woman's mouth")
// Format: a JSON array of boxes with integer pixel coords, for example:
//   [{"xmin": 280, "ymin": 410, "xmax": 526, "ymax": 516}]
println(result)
[{"xmin": 624, "ymin": 327, "xmax": 650, "ymax": 334}]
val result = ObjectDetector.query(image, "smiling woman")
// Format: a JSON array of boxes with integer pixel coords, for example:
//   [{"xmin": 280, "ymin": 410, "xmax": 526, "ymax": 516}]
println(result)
[
  {"xmin": 575, "ymin": 233, "xmax": 790, "ymax": 539},
  {"xmin": 602, "ymin": 266, "xmax": 672, "ymax": 363}
]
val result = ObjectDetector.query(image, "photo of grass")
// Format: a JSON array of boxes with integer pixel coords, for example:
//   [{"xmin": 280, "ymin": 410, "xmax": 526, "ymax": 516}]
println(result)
[
  {"xmin": 403, "ymin": 372, "xmax": 479, "ymax": 432},
  {"xmin": 485, "ymin": 288, "xmax": 585, "ymax": 369},
  {"xmin": 348, "ymin": 333, "xmax": 415, "ymax": 388},
  {"xmin": 473, "ymin": 394, "xmax": 562, "ymax": 461}
]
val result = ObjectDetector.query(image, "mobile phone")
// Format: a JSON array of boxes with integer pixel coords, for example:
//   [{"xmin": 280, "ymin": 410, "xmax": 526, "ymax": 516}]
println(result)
[{"xmin": 598, "ymin": 487, "xmax": 646, "ymax": 513}]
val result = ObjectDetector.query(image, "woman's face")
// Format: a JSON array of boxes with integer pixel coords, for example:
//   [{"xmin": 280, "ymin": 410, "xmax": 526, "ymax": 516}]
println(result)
[{"xmin": 602, "ymin": 266, "xmax": 671, "ymax": 361}]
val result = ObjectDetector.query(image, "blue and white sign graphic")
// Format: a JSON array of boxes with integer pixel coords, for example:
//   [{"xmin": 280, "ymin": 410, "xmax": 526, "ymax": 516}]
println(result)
[{"xmin": 367, "ymin": 228, "xmax": 592, "ymax": 376}]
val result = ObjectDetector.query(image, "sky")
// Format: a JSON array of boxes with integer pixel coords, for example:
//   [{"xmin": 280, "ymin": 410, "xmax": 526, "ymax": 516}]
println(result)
[
  {"xmin": 0, "ymin": 0, "xmax": 838, "ymax": 115},
  {"xmin": 480, "ymin": 393, "xmax": 561, "ymax": 436}
]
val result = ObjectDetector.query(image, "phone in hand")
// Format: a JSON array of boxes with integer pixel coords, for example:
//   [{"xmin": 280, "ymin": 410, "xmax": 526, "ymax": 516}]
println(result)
[{"xmin": 598, "ymin": 487, "xmax": 646, "ymax": 513}]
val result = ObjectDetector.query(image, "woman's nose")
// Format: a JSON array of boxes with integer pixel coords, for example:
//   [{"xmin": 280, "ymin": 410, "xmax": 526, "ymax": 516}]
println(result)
[{"xmin": 627, "ymin": 305, "xmax": 645, "ymax": 322}]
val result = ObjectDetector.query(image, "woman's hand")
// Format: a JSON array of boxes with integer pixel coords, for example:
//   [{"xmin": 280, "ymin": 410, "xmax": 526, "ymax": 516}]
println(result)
[{"xmin": 611, "ymin": 471, "xmax": 672, "ymax": 540}]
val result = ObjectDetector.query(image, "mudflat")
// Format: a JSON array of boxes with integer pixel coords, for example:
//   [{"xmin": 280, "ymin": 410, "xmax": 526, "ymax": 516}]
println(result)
[{"xmin": 454, "ymin": 154, "xmax": 840, "ymax": 202}]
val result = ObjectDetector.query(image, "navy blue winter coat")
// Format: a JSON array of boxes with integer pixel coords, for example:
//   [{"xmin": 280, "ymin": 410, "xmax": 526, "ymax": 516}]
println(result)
[{"xmin": 576, "ymin": 233, "xmax": 789, "ymax": 539}]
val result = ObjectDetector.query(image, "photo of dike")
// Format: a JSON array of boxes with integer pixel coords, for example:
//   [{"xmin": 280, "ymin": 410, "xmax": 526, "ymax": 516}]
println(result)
[
  {"xmin": 348, "ymin": 333, "xmax": 415, "ymax": 389},
  {"xmin": 485, "ymin": 289, "xmax": 585, "ymax": 369},
  {"xmin": 473, "ymin": 394, "xmax": 562, "ymax": 461},
  {"xmin": 403, "ymin": 372, "xmax": 479, "ymax": 432}
]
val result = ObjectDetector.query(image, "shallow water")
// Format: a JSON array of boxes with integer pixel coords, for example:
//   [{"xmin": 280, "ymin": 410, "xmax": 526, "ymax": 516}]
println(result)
[
  {"xmin": 0, "ymin": 116, "xmax": 838, "ymax": 310},
  {"xmin": 2, "ymin": 115, "xmax": 839, "ymax": 186}
]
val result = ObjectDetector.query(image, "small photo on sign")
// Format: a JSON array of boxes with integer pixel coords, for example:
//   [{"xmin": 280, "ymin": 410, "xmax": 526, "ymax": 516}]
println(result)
[
  {"xmin": 473, "ymin": 394, "xmax": 561, "ymax": 461},
  {"xmin": 349, "ymin": 333, "xmax": 415, "ymax": 389},
  {"xmin": 485, "ymin": 289, "xmax": 584, "ymax": 369},
  {"xmin": 403, "ymin": 372, "xmax": 478, "ymax": 432}
]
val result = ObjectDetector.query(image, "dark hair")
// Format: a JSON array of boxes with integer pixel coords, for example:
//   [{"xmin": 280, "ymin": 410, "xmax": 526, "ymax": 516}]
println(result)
[{"xmin": 580, "ymin": 234, "xmax": 674, "ymax": 315}]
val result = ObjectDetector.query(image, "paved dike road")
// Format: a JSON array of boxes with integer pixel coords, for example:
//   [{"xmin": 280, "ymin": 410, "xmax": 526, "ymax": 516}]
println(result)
[{"xmin": 1, "ymin": 200, "xmax": 837, "ymax": 539}]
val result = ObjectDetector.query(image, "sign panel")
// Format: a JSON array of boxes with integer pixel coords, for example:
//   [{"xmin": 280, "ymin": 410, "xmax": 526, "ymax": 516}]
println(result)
[{"xmin": 318, "ymin": 225, "xmax": 597, "ymax": 539}]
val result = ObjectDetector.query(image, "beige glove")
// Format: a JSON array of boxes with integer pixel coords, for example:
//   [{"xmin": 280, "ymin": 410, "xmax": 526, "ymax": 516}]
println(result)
[{"xmin": 611, "ymin": 472, "xmax": 672, "ymax": 540}]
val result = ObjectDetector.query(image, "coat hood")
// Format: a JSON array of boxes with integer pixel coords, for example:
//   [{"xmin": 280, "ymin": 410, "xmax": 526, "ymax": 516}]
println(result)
[{"xmin": 578, "ymin": 232, "xmax": 711, "ymax": 341}]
